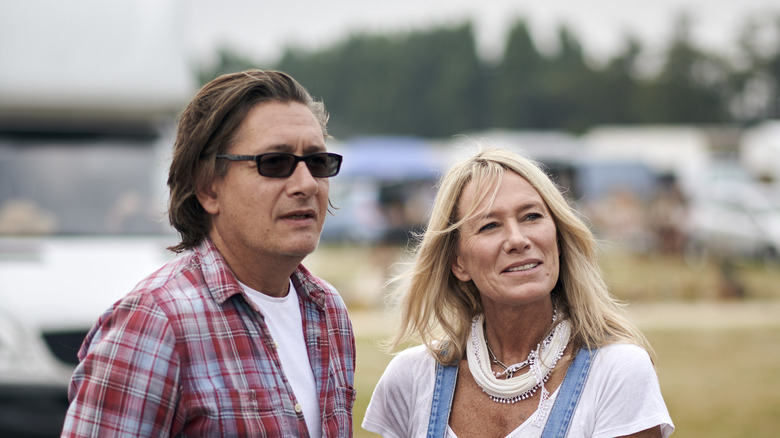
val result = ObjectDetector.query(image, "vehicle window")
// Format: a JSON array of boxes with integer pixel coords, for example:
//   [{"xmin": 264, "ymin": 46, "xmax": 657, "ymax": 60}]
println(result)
[{"xmin": 0, "ymin": 133, "xmax": 171, "ymax": 236}]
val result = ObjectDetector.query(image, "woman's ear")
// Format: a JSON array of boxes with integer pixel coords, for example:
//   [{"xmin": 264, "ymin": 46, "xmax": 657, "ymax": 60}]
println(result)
[{"xmin": 451, "ymin": 254, "xmax": 472, "ymax": 282}]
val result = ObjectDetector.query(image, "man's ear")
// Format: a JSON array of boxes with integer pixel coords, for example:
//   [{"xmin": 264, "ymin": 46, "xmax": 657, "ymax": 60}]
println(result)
[
  {"xmin": 451, "ymin": 254, "xmax": 472, "ymax": 282},
  {"xmin": 195, "ymin": 181, "xmax": 220, "ymax": 215}
]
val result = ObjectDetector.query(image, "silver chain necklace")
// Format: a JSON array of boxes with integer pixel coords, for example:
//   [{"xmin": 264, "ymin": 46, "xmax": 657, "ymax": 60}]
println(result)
[
  {"xmin": 484, "ymin": 309, "xmax": 558, "ymax": 379},
  {"xmin": 485, "ymin": 340, "xmax": 530, "ymax": 378}
]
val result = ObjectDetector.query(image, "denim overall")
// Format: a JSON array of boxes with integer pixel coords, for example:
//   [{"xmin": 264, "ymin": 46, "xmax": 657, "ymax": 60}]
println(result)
[{"xmin": 426, "ymin": 348, "xmax": 596, "ymax": 438}]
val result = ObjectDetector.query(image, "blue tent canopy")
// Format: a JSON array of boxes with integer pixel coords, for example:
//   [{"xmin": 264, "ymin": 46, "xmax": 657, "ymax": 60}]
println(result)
[{"xmin": 336, "ymin": 136, "xmax": 444, "ymax": 181}]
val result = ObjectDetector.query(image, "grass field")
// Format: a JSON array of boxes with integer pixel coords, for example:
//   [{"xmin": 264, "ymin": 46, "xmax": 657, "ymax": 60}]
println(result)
[
  {"xmin": 304, "ymin": 245, "xmax": 780, "ymax": 437},
  {"xmin": 349, "ymin": 303, "xmax": 780, "ymax": 438}
]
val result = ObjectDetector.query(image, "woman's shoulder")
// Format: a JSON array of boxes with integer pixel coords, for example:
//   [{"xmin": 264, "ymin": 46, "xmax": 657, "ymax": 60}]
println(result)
[
  {"xmin": 365, "ymin": 344, "xmax": 440, "ymax": 437},
  {"xmin": 396, "ymin": 343, "xmax": 436, "ymax": 359},
  {"xmin": 587, "ymin": 342, "xmax": 658, "ymax": 388},
  {"xmin": 374, "ymin": 345, "xmax": 437, "ymax": 388},
  {"xmin": 576, "ymin": 344, "xmax": 673, "ymax": 437},
  {"xmin": 594, "ymin": 342, "xmax": 652, "ymax": 368},
  {"xmin": 387, "ymin": 344, "xmax": 438, "ymax": 372}
]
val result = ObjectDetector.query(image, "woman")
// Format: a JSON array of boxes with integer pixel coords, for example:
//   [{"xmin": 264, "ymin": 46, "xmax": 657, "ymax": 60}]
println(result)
[{"xmin": 363, "ymin": 148, "xmax": 673, "ymax": 437}]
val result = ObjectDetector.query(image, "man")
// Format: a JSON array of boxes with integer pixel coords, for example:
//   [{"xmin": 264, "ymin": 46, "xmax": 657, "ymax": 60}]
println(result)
[{"xmin": 62, "ymin": 70, "xmax": 355, "ymax": 437}]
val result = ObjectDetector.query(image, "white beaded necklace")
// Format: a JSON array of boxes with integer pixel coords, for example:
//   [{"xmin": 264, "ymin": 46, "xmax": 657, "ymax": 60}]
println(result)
[{"xmin": 466, "ymin": 312, "xmax": 570, "ymax": 408}]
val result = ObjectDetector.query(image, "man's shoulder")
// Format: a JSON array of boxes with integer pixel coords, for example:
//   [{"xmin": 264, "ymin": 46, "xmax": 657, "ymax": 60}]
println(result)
[
  {"xmin": 294, "ymin": 265, "xmax": 344, "ymax": 303},
  {"xmin": 134, "ymin": 251, "xmax": 194, "ymax": 286},
  {"xmin": 131, "ymin": 250, "xmax": 200, "ymax": 291},
  {"xmin": 119, "ymin": 249, "xmax": 215, "ymax": 312}
]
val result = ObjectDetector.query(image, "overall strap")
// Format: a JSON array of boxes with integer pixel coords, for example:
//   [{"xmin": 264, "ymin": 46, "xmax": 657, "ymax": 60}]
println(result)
[
  {"xmin": 540, "ymin": 348, "xmax": 598, "ymax": 438},
  {"xmin": 426, "ymin": 361, "xmax": 459, "ymax": 438}
]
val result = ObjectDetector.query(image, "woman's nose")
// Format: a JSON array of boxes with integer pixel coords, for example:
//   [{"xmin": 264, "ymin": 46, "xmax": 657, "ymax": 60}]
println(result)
[{"xmin": 503, "ymin": 223, "xmax": 531, "ymax": 252}]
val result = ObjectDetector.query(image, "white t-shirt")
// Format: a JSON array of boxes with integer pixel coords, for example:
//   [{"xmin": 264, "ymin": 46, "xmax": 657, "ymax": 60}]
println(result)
[
  {"xmin": 362, "ymin": 343, "xmax": 674, "ymax": 438},
  {"xmin": 242, "ymin": 280, "xmax": 322, "ymax": 438}
]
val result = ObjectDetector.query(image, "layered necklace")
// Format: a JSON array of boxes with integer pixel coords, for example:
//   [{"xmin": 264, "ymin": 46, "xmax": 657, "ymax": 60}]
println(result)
[{"xmin": 466, "ymin": 310, "xmax": 570, "ymax": 408}]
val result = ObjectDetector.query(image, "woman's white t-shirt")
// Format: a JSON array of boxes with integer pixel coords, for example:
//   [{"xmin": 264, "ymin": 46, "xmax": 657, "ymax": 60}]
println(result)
[
  {"xmin": 242, "ymin": 280, "xmax": 322, "ymax": 438},
  {"xmin": 363, "ymin": 343, "xmax": 674, "ymax": 438}
]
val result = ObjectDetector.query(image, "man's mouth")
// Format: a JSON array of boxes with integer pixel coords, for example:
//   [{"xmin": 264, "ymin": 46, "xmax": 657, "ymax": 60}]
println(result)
[{"xmin": 281, "ymin": 208, "xmax": 317, "ymax": 221}]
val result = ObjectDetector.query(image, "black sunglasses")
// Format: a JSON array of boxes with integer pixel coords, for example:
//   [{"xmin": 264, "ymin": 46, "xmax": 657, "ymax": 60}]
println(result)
[{"xmin": 216, "ymin": 152, "xmax": 342, "ymax": 178}]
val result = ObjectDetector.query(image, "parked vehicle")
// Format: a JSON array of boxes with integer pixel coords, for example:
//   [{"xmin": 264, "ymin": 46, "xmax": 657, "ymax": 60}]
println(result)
[
  {"xmin": 0, "ymin": 130, "xmax": 178, "ymax": 437},
  {"xmin": 683, "ymin": 172, "xmax": 780, "ymax": 267},
  {"xmin": 0, "ymin": 2, "xmax": 193, "ymax": 435}
]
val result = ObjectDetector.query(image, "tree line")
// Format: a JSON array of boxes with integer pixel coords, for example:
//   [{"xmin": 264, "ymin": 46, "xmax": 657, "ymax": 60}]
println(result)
[{"xmin": 200, "ymin": 13, "xmax": 780, "ymax": 139}]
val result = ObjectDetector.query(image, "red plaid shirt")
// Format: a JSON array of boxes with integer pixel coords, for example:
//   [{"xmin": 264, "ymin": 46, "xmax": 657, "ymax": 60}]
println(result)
[{"xmin": 63, "ymin": 238, "xmax": 356, "ymax": 437}]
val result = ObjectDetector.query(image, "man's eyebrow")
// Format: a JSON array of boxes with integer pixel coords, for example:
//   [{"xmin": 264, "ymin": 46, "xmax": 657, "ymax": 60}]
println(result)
[
  {"xmin": 263, "ymin": 144, "xmax": 294, "ymax": 153},
  {"xmin": 303, "ymin": 144, "xmax": 328, "ymax": 154},
  {"xmin": 264, "ymin": 144, "xmax": 327, "ymax": 154}
]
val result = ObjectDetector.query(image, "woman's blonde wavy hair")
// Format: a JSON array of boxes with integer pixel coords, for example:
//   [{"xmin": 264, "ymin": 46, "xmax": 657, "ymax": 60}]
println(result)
[{"xmin": 389, "ymin": 147, "xmax": 650, "ymax": 365}]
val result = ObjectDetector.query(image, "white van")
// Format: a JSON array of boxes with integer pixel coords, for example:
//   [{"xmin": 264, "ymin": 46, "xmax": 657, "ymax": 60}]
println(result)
[
  {"xmin": 0, "ymin": 1, "xmax": 194, "ymax": 435},
  {"xmin": 0, "ymin": 127, "xmax": 179, "ymax": 436}
]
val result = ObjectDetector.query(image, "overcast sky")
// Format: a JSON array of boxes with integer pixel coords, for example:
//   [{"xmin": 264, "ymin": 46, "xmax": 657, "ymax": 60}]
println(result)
[
  {"xmin": 182, "ymin": 0, "xmax": 780, "ymax": 65},
  {"xmin": 1, "ymin": 0, "xmax": 778, "ymax": 108}
]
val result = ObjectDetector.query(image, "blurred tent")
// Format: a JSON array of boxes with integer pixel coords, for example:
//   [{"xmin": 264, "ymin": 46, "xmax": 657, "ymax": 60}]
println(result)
[
  {"xmin": 574, "ymin": 159, "xmax": 657, "ymax": 201},
  {"xmin": 445, "ymin": 129, "xmax": 660, "ymax": 252},
  {"xmin": 336, "ymin": 136, "xmax": 445, "ymax": 181},
  {"xmin": 581, "ymin": 125, "xmax": 713, "ymax": 199},
  {"xmin": 452, "ymin": 129, "xmax": 587, "ymax": 164},
  {"xmin": 323, "ymin": 136, "xmax": 445, "ymax": 244},
  {"xmin": 444, "ymin": 130, "xmax": 589, "ymax": 199}
]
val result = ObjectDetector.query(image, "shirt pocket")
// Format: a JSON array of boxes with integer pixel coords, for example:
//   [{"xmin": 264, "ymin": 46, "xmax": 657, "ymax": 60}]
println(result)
[
  {"xmin": 339, "ymin": 385, "xmax": 357, "ymax": 412},
  {"xmin": 322, "ymin": 385, "xmax": 357, "ymax": 434},
  {"xmin": 213, "ymin": 388, "xmax": 283, "ymax": 436}
]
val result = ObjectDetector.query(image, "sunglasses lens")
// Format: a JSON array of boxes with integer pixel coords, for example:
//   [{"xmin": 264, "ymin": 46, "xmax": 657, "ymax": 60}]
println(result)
[
  {"xmin": 258, "ymin": 154, "xmax": 296, "ymax": 177},
  {"xmin": 255, "ymin": 153, "xmax": 342, "ymax": 178},
  {"xmin": 306, "ymin": 153, "xmax": 341, "ymax": 177}
]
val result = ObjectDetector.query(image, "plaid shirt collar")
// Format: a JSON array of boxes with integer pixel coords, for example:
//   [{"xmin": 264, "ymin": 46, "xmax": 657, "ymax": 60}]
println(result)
[{"xmin": 194, "ymin": 237, "xmax": 328, "ymax": 308}]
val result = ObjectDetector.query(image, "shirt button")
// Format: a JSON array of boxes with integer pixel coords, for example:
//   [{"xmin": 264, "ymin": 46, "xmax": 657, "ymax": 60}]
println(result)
[{"xmin": 294, "ymin": 403, "xmax": 303, "ymax": 413}]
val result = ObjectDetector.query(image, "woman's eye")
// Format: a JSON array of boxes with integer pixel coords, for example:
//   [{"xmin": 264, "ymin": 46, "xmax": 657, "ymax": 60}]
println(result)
[
  {"xmin": 523, "ymin": 213, "xmax": 543, "ymax": 221},
  {"xmin": 478, "ymin": 222, "xmax": 498, "ymax": 233}
]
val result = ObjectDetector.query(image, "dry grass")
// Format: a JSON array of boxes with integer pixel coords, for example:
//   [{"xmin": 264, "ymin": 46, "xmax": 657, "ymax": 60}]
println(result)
[
  {"xmin": 350, "ymin": 306, "xmax": 780, "ymax": 438},
  {"xmin": 648, "ymin": 327, "xmax": 780, "ymax": 438},
  {"xmin": 598, "ymin": 249, "xmax": 780, "ymax": 301}
]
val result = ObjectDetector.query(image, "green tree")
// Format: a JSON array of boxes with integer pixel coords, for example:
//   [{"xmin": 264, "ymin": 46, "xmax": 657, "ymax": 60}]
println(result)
[
  {"xmin": 539, "ymin": 25, "xmax": 603, "ymax": 131},
  {"xmin": 589, "ymin": 36, "xmax": 649, "ymax": 124},
  {"xmin": 643, "ymin": 14, "xmax": 730, "ymax": 123},
  {"xmin": 196, "ymin": 14, "xmax": 768, "ymax": 136},
  {"xmin": 490, "ymin": 20, "xmax": 546, "ymax": 128},
  {"xmin": 760, "ymin": 16, "xmax": 780, "ymax": 119},
  {"xmin": 276, "ymin": 23, "xmax": 485, "ymax": 138},
  {"xmin": 727, "ymin": 15, "xmax": 780, "ymax": 122},
  {"xmin": 491, "ymin": 22, "xmax": 605, "ymax": 132}
]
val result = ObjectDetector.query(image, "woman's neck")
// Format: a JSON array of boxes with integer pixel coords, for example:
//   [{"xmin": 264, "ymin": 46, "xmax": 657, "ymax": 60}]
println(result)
[{"xmin": 481, "ymin": 298, "xmax": 555, "ymax": 365}]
